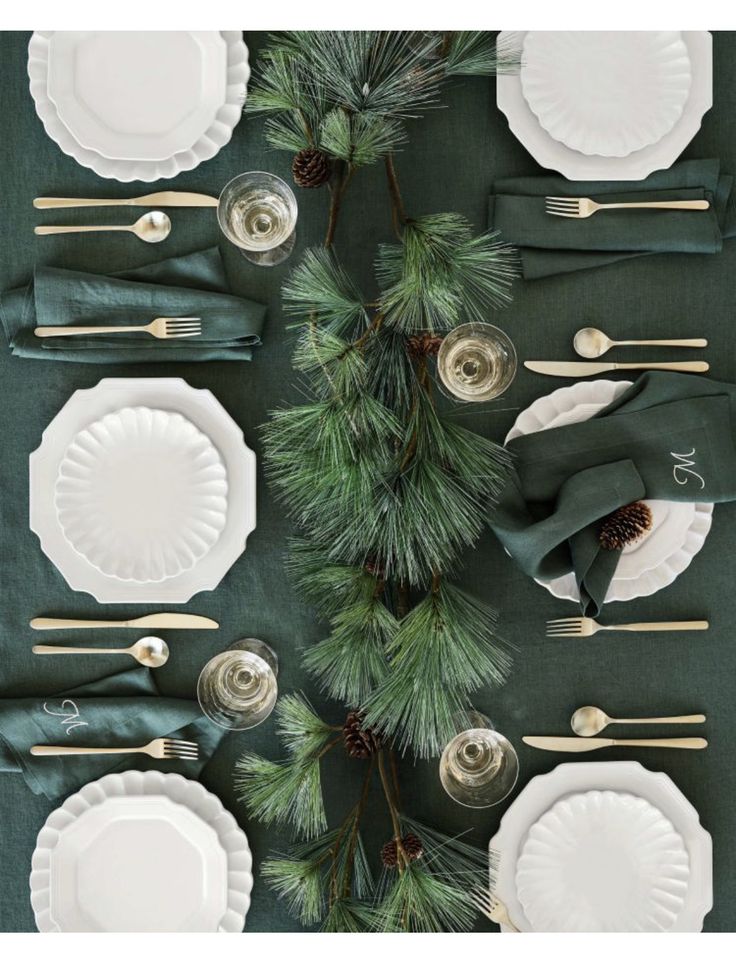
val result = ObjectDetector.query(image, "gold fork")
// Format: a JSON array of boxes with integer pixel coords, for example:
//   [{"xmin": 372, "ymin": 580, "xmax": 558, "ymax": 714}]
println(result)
[
  {"xmin": 545, "ymin": 196, "xmax": 710, "ymax": 219},
  {"xmin": 470, "ymin": 885, "xmax": 519, "ymax": 932},
  {"xmin": 34, "ymin": 317, "xmax": 202, "ymax": 340},
  {"xmin": 546, "ymin": 616, "xmax": 709, "ymax": 638},
  {"xmin": 30, "ymin": 737, "xmax": 199, "ymax": 760}
]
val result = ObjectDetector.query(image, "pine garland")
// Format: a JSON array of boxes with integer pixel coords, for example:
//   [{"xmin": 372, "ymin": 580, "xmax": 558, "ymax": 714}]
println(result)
[{"xmin": 236, "ymin": 32, "xmax": 519, "ymax": 932}]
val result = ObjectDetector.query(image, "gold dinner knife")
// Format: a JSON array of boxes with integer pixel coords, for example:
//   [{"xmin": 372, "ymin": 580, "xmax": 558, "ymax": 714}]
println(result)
[
  {"xmin": 30, "ymin": 613, "xmax": 218, "ymax": 630},
  {"xmin": 523, "ymin": 735, "xmax": 708, "ymax": 751},
  {"xmin": 33, "ymin": 191, "xmax": 219, "ymax": 209},
  {"xmin": 524, "ymin": 360, "xmax": 709, "ymax": 377}
]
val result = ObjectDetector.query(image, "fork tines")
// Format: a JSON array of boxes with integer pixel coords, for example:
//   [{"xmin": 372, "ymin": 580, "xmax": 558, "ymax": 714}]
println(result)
[
  {"xmin": 164, "ymin": 317, "xmax": 202, "ymax": 339},
  {"xmin": 546, "ymin": 616, "xmax": 587, "ymax": 638},
  {"xmin": 544, "ymin": 197, "xmax": 583, "ymax": 218},
  {"xmin": 162, "ymin": 738, "xmax": 199, "ymax": 760}
]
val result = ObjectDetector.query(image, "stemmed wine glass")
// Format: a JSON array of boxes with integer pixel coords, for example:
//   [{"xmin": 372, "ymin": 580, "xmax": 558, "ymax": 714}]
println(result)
[
  {"xmin": 197, "ymin": 638, "xmax": 278, "ymax": 731},
  {"xmin": 439, "ymin": 710, "xmax": 519, "ymax": 808},
  {"xmin": 217, "ymin": 171, "xmax": 297, "ymax": 267},
  {"xmin": 437, "ymin": 323, "xmax": 517, "ymax": 402}
]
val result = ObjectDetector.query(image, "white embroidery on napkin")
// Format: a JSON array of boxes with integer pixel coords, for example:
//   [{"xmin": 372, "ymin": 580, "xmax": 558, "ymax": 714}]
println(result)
[
  {"xmin": 671, "ymin": 449, "xmax": 706, "ymax": 490},
  {"xmin": 42, "ymin": 699, "xmax": 88, "ymax": 735}
]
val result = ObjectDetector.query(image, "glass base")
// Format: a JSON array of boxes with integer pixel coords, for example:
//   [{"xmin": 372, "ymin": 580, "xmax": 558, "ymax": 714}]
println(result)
[
  {"xmin": 228, "ymin": 638, "xmax": 279, "ymax": 678},
  {"xmin": 239, "ymin": 230, "xmax": 296, "ymax": 267}
]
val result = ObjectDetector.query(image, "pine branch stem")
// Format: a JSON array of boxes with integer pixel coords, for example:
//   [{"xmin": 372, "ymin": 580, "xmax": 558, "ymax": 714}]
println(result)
[
  {"xmin": 384, "ymin": 153, "xmax": 408, "ymax": 240},
  {"xmin": 340, "ymin": 757, "xmax": 375, "ymax": 897},
  {"xmin": 378, "ymin": 750, "xmax": 409, "ymax": 869},
  {"xmin": 325, "ymin": 160, "xmax": 349, "ymax": 248}
]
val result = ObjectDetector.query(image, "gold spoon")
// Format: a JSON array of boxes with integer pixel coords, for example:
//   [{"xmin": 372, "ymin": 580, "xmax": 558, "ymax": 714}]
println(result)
[
  {"xmin": 34, "ymin": 210, "xmax": 172, "ymax": 244},
  {"xmin": 571, "ymin": 705, "xmax": 706, "ymax": 738},
  {"xmin": 573, "ymin": 326, "xmax": 707, "ymax": 358},
  {"xmin": 32, "ymin": 635, "xmax": 170, "ymax": 668}
]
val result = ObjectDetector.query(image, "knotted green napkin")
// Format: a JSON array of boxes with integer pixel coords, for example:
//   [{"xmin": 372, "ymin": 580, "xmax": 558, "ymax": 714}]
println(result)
[
  {"xmin": 490, "ymin": 372, "xmax": 736, "ymax": 616},
  {"xmin": 0, "ymin": 667, "xmax": 224, "ymax": 800},
  {"xmin": 489, "ymin": 159, "xmax": 736, "ymax": 279},
  {"xmin": 0, "ymin": 247, "xmax": 266, "ymax": 362}
]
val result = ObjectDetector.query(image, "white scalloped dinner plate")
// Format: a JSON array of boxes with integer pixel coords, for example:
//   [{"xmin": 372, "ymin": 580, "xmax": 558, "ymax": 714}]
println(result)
[
  {"xmin": 521, "ymin": 32, "xmax": 692, "ymax": 158},
  {"xmin": 516, "ymin": 789, "xmax": 690, "ymax": 931},
  {"xmin": 505, "ymin": 380, "xmax": 713, "ymax": 604},
  {"xmin": 30, "ymin": 771, "xmax": 253, "ymax": 932},
  {"xmin": 497, "ymin": 31, "xmax": 712, "ymax": 179},
  {"xmin": 490, "ymin": 762, "xmax": 712, "ymax": 933},
  {"xmin": 55, "ymin": 407, "xmax": 229, "ymax": 584},
  {"xmin": 30, "ymin": 379, "xmax": 256, "ymax": 603},
  {"xmin": 28, "ymin": 31, "xmax": 250, "ymax": 181}
]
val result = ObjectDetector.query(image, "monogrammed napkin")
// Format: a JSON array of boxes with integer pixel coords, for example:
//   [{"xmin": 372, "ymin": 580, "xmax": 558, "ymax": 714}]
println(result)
[
  {"xmin": 0, "ymin": 668, "xmax": 224, "ymax": 799},
  {"xmin": 490, "ymin": 372, "xmax": 735, "ymax": 616}
]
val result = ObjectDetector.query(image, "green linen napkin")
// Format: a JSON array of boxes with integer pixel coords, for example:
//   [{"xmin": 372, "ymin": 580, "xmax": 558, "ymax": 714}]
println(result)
[
  {"xmin": 0, "ymin": 247, "xmax": 266, "ymax": 362},
  {"xmin": 489, "ymin": 159, "xmax": 736, "ymax": 279},
  {"xmin": 0, "ymin": 667, "xmax": 224, "ymax": 800},
  {"xmin": 490, "ymin": 372, "xmax": 736, "ymax": 616}
]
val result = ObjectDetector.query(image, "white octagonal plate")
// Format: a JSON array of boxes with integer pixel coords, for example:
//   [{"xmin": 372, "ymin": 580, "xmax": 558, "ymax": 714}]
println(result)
[
  {"xmin": 490, "ymin": 762, "xmax": 712, "ymax": 933},
  {"xmin": 497, "ymin": 31, "xmax": 712, "ymax": 180},
  {"xmin": 29, "ymin": 378, "xmax": 256, "ymax": 603},
  {"xmin": 30, "ymin": 770, "xmax": 253, "ymax": 932}
]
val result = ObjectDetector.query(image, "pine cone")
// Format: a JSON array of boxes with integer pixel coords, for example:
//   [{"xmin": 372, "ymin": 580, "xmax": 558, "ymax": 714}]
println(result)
[
  {"xmin": 380, "ymin": 833, "xmax": 424, "ymax": 868},
  {"xmin": 407, "ymin": 333, "xmax": 443, "ymax": 359},
  {"xmin": 599, "ymin": 501, "xmax": 653, "ymax": 550},
  {"xmin": 292, "ymin": 147, "xmax": 331, "ymax": 189},
  {"xmin": 343, "ymin": 711, "xmax": 381, "ymax": 758}
]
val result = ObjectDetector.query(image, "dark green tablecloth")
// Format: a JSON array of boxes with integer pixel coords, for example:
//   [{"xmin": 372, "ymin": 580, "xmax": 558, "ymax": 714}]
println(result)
[{"xmin": 1, "ymin": 30, "xmax": 735, "ymax": 933}]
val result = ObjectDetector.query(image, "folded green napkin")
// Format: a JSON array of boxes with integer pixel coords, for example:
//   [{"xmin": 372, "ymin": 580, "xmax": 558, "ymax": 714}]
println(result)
[
  {"xmin": 489, "ymin": 159, "xmax": 736, "ymax": 279},
  {"xmin": 0, "ymin": 247, "xmax": 266, "ymax": 362},
  {"xmin": 490, "ymin": 372, "xmax": 736, "ymax": 616},
  {"xmin": 0, "ymin": 667, "xmax": 224, "ymax": 800}
]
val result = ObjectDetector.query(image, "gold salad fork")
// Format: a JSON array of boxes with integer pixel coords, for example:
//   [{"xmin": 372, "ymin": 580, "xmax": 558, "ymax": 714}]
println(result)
[
  {"xmin": 30, "ymin": 737, "xmax": 199, "ymax": 760},
  {"xmin": 34, "ymin": 317, "xmax": 202, "ymax": 339},
  {"xmin": 470, "ymin": 885, "xmax": 519, "ymax": 932},
  {"xmin": 545, "ymin": 196, "xmax": 710, "ymax": 219},
  {"xmin": 546, "ymin": 617, "xmax": 709, "ymax": 638}
]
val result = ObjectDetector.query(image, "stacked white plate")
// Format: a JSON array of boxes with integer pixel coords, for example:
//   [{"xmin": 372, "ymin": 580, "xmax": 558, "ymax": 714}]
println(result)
[
  {"xmin": 506, "ymin": 380, "xmax": 713, "ymax": 605},
  {"xmin": 28, "ymin": 31, "xmax": 250, "ymax": 181},
  {"xmin": 490, "ymin": 762, "xmax": 713, "ymax": 932},
  {"xmin": 497, "ymin": 31, "xmax": 712, "ymax": 180},
  {"xmin": 30, "ymin": 378, "xmax": 257, "ymax": 603}
]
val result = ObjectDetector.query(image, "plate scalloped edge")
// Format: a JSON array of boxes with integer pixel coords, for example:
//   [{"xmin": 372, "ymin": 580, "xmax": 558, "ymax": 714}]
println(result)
[
  {"xmin": 27, "ymin": 31, "xmax": 250, "ymax": 182},
  {"xmin": 29, "ymin": 769, "xmax": 253, "ymax": 933}
]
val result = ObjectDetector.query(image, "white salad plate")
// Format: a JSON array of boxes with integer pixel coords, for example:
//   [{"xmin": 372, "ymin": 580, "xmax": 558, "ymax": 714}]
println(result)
[
  {"xmin": 498, "ymin": 31, "xmax": 712, "ymax": 180},
  {"xmin": 30, "ymin": 770, "xmax": 253, "ymax": 932},
  {"xmin": 521, "ymin": 32, "xmax": 692, "ymax": 158},
  {"xmin": 55, "ymin": 407, "xmax": 229, "ymax": 584},
  {"xmin": 506, "ymin": 380, "xmax": 713, "ymax": 604},
  {"xmin": 28, "ymin": 31, "xmax": 250, "ymax": 181},
  {"xmin": 46, "ymin": 32, "xmax": 228, "ymax": 162},
  {"xmin": 30, "ymin": 378, "xmax": 256, "ymax": 603},
  {"xmin": 490, "ymin": 762, "xmax": 713, "ymax": 933}
]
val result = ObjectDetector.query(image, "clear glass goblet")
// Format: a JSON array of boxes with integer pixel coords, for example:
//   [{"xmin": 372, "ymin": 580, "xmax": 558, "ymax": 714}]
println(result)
[
  {"xmin": 437, "ymin": 323, "xmax": 517, "ymax": 402},
  {"xmin": 439, "ymin": 710, "xmax": 519, "ymax": 808},
  {"xmin": 197, "ymin": 638, "xmax": 278, "ymax": 731},
  {"xmin": 217, "ymin": 171, "xmax": 297, "ymax": 267}
]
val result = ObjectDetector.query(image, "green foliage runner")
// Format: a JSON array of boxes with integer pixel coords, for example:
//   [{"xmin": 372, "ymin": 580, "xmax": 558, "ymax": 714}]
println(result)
[{"xmin": 236, "ymin": 31, "xmax": 519, "ymax": 932}]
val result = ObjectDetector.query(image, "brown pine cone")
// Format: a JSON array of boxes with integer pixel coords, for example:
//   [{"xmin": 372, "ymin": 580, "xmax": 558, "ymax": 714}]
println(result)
[
  {"xmin": 292, "ymin": 147, "xmax": 331, "ymax": 189},
  {"xmin": 343, "ymin": 711, "xmax": 381, "ymax": 758},
  {"xmin": 599, "ymin": 501, "xmax": 653, "ymax": 550},
  {"xmin": 407, "ymin": 333, "xmax": 443, "ymax": 359},
  {"xmin": 380, "ymin": 833, "xmax": 424, "ymax": 868}
]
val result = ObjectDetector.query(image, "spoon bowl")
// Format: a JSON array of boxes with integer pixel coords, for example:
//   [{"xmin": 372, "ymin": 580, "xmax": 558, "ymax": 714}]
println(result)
[
  {"xmin": 133, "ymin": 211, "xmax": 171, "ymax": 243},
  {"xmin": 131, "ymin": 635, "xmax": 170, "ymax": 668},
  {"xmin": 571, "ymin": 705, "xmax": 610, "ymax": 736}
]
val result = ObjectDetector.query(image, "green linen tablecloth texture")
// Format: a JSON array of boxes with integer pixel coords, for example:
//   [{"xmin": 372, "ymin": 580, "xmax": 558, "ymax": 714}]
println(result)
[
  {"xmin": 0, "ymin": 247, "xmax": 267, "ymax": 361},
  {"xmin": 2, "ymin": 30, "xmax": 736, "ymax": 933},
  {"xmin": 0, "ymin": 667, "xmax": 224, "ymax": 800},
  {"xmin": 491, "ymin": 373, "xmax": 736, "ymax": 617},
  {"xmin": 490, "ymin": 159, "xmax": 736, "ymax": 278}
]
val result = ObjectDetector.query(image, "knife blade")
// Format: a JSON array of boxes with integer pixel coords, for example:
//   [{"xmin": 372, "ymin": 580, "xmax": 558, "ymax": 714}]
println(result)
[
  {"xmin": 522, "ymin": 735, "xmax": 708, "ymax": 751},
  {"xmin": 30, "ymin": 613, "xmax": 219, "ymax": 630},
  {"xmin": 33, "ymin": 191, "xmax": 219, "ymax": 210},
  {"xmin": 524, "ymin": 360, "xmax": 709, "ymax": 377}
]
